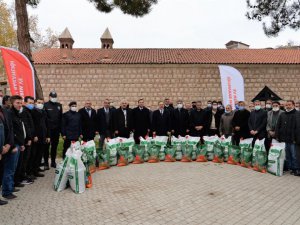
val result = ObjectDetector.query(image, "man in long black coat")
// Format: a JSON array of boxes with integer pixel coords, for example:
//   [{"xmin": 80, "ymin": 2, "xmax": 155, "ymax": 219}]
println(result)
[
  {"xmin": 172, "ymin": 100, "xmax": 189, "ymax": 137},
  {"xmin": 152, "ymin": 101, "xmax": 171, "ymax": 136},
  {"xmin": 78, "ymin": 100, "xmax": 97, "ymax": 142},
  {"xmin": 232, "ymin": 101, "xmax": 250, "ymax": 145},
  {"xmin": 132, "ymin": 99, "xmax": 151, "ymax": 143},
  {"xmin": 189, "ymin": 101, "xmax": 206, "ymax": 139},
  {"xmin": 96, "ymin": 99, "xmax": 114, "ymax": 148},
  {"xmin": 113, "ymin": 100, "xmax": 132, "ymax": 138}
]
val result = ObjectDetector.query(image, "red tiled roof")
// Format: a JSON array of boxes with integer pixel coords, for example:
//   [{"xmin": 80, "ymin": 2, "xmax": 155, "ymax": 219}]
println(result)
[{"xmin": 32, "ymin": 48, "xmax": 300, "ymax": 65}]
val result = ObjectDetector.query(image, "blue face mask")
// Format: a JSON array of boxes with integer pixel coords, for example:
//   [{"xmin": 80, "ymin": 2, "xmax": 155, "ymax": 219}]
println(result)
[
  {"xmin": 26, "ymin": 104, "xmax": 34, "ymax": 110},
  {"xmin": 239, "ymin": 106, "xmax": 245, "ymax": 110},
  {"xmin": 235, "ymin": 104, "xmax": 239, "ymax": 110}
]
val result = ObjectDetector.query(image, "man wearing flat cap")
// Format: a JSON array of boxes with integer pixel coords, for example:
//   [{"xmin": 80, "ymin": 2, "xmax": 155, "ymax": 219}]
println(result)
[
  {"xmin": 61, "ymin": 101, "xmax": 82, "ymax": 158},
  {"xmin": 43, "ymin": 91, "xmax": 62, "ymax": 168}
]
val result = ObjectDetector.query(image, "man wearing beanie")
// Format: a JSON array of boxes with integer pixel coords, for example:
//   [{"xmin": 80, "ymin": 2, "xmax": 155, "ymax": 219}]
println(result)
[{"xmin": 61, "ymin": 101, "xmax": 82, "ymax": 158}]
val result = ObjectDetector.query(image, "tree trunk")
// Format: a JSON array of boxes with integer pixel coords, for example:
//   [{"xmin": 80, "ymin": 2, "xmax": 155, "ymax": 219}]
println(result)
[{"xmin": 15, "ymin": 0, "xmax": 43, "ymax": 99}]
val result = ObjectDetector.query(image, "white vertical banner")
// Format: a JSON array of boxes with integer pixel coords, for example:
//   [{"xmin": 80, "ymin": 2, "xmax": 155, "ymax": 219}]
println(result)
[{"xmin": 218, "ymin": 65, "xmax": 244, "ymax": 108}]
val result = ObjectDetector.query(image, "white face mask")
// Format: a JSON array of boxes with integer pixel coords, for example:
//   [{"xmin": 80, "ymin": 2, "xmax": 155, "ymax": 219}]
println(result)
[
  {"xmin": 36, "ymin": 103, "xmax": 44, "ymax": 110},
  {"xmin": 266, "ymin": 104, "xmax": 272, "ymax": 109},
  {"xmin": 50, "ymin": 97, "xmax": 57, "ymax": 103},
  {"xmin": 296, "ymin": 107, "xmax": 299, "ymax": 111},
  {"xmin": 0, "ymin": 97, "xmax": 2, "ymax": 106},
  {"xmin": 272, "ymin": 107, "xmax": 279, "ymax": 112},
  {"xmin": 70, "ymin": 106, "xmax": 77, "ymax": 112},
  {"xmin": 177, "ymin": 104, "xmax": 183, "ymax": 109},
  {"xmin": 19, "ymin": 107, "xmax": 23, "ymax": 113}
]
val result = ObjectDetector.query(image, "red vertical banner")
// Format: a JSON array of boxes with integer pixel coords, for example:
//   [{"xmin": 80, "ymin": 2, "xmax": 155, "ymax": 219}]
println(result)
[{"xmin": 0, "ymin": 46, "xmax": 35, "ymax": 98}]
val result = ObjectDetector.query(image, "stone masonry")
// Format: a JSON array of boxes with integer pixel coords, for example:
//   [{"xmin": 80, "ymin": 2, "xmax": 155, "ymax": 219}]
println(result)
[{"xmin": 34, "ymin": 63, "xmax": 300, "ymax": 111}]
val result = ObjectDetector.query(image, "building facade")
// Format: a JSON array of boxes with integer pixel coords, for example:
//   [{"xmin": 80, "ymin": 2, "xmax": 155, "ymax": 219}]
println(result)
[{"xmin": 1, "ymin": 28, "xmax": 300, "ymax": 110}]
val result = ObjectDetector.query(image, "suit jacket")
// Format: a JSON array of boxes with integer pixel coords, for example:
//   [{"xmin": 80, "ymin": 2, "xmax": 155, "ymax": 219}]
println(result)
[
  {"xmin": 172, "ymin": 108, "xmax": 189, "ymax": 137},
  {"xmin": 96, "ymin": 107, "xmax": 114, "ymax": 135},
  {"xmin": 248, "ymin": 109, "xmax": 267, "ymax": 139},
  {"xmin": 132, "ymin": 107, "xmax": 151, "ymax": 135},
  {"xmin": 112, "ymin": 108, "xmax": 132, "ymax": 136},
  {"xmin": 31, "ymin": 108, "xmax": 50, "ymax": 144},
  {"xmin": 151, "ymin": 109, "xmax": 171, "ymax": 136},
  {"xmin": 78, "ymin": 107, "xmax": 97, "ymax": 140},
  {"xmin": 205, "ymin": 109, "xmax": 223, "ymax": 133},
  {"xmin": 189, "ymin": 109, "xmax": 206, "ymax": 137},
  {"xmin": 232, "ymin": 109, "xmax": 250, "ymax": 138},
  {"xmin": 61, "ymin": 111, "xmax": 82, "ymax": 140}
]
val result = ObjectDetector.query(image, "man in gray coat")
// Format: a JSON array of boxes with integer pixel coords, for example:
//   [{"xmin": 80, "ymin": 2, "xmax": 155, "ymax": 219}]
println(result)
[
  {"xmin": 266, "ymin": 101, "xmax": 284, "ymax": 151},
  {"xmin": 219, "ymin": 104, "xmax": 234, "ymax": 138}
]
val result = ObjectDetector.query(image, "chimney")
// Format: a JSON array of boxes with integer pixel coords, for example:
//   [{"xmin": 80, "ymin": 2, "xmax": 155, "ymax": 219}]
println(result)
[{"xmin": 225, "ymin": 41, "xmax": 249, "ymax": 49}]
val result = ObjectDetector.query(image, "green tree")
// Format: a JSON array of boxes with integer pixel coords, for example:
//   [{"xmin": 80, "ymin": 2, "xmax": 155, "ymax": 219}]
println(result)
[
  {"xmin": 246, "ymin": 0, "xmax": 300, "ymax": 37},
  {"xmin": 0, "ymin": 0, "xmax": 17, "ymax": 47}
]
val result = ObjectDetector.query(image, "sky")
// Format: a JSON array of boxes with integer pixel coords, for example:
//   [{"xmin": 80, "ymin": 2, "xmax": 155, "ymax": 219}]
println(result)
[{"xmin": 4, "ymin": 0, "xmax": 300, "ymax": 49}]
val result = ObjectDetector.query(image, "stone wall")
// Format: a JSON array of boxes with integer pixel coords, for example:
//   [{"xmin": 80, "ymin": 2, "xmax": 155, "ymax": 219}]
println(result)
[{"xmin": 2, "ymin": 63, "xmax": 300, "ymax": 111}]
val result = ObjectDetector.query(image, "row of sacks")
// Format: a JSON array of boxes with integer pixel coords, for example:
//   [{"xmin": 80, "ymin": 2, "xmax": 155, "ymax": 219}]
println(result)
[
  {"xmin": 97, "ymin": 135, "xmax": 286, "ymax": 177},
  {"xmin": 53, "ymin": 141, "xmax": 97, "ymax": 194}
]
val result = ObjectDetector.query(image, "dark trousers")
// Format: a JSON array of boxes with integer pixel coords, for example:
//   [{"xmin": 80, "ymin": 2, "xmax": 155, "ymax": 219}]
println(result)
[
  {"xmin": 0, "ymin": 157, "xmax": 4, "ymax": 186},
  {"xmin": 134, "ymin": 130, "xmax": 148, "ymax": 144},
  {"xmin": 63, "ymin": 139, "xmax": 78, "ymax": 159},
  {"xmin": 99, "ymin": 130, "xmax": 113, "ymax": 149},
  {"xmin": 29, "ymin": 142, "xmax": 46, "ymax": 175},
  {"xmin": 14, "ymin": 148, "xmax": 26, "ymax": 184},
  {"xmin": 45, "ymin": 128, "xmax": 60, "ymax": 164},
  {"xmin": 208, "ymin": 129, "xmax": 219, "ymax": 137}
]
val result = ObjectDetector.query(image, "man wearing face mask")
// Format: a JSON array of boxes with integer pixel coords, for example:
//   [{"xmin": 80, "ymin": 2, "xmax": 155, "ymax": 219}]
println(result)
[
  {"xmin": 44, "ymin": 91, "xmax": 63, "ymax": 168},
  {"xmin": 113, "ymin": 100, "xmax": 133, "ymax": 138},
  {"xmin": 276, "ymin": 100, "xmax": 299, "ymax": 175},
  {"xmin": 217, "ymin": 101, "xmax": 225, "ymax": 113},
  {"xmin": 62, "ymin": 102, "xmax": 82, "ymax": 158},
  {"xmin": 248, "ymin": 100, "xmax": 268, "ymax": 146},
  {"xmin": 164, "ymin": 98, "xmax": 174, "ymax": 112},
  {"xmin": 171, "ymin": 100, "xmax": 190, "ymax": 137},
  {"xmin": 204, "ymin": 100, "xmax": 212, "ymax": 112},
  {"xmin": 265, "ymin": 99, "xmax": 273, "ymax": 112},
  {"xmin": 266, "ymin": 101, "xmax": 284, "ymax": 152},
  {"xmin": 219, "ymin": 104, "xmax": 235, "ymax": 138},
  {"xmin": 14, "ymin": 96, "xmax": 36, "ymax": 186},
  {"xmin": 205, "ymin": 101, "xmax": 223, "ymax": 136},
  {"xmin": 29, "ymin": 98, "xmax": 50, "ymax": 175},
  {"xmin": 232, "ymin": 101, "xmax": 250, "ymax": 145}
]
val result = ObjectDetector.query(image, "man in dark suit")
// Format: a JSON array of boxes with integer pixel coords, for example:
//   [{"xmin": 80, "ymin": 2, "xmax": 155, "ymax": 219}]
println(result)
[
  {"xmin": 232, "ymin": 101, "xmax": 251, "ymax": 145},
  {"xmin": 132, "ymin": 99, "xmax": 151, "ymax": 144},
  {"xmin": 164, "ymin": 98, "xmax": 174, "ymax": 111},
  {"xmin": 189, "ymin": 101, "xmax": 206, "ymax": 139},
  {"xmin": 78, "ymin": 100, "xmax": 97, "ymax": 142},
  {"xmin": 97, "ymin": 99, "xmax": 114, "ymax": 148},
  {"xmin": 172, "ymin": 100, "xmax": 190, "ymax": 137},
  {"xmin": 113, "ymin": 100, "xmax": 132, "ymax": 138},
  {"xmin": 152, "ymin": 101, "xmax": 172, "ymax": 136}
]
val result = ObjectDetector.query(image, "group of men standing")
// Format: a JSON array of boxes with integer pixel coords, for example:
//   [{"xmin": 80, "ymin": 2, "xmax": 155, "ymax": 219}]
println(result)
[{"xmin": 1, "ymin": 89, "xmax": 300, "ymax": 205}]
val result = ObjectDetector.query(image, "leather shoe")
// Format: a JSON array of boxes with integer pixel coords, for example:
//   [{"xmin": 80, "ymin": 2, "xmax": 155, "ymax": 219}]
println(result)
[
  {"xmin": 294, "ymin": 170, "xmax": 300, "ymax": 176},
  {"xmin": 15, "ymin": 183, "xmax": 25, "ymax": 188},
  {"xmin": 2, "ymin": 194, "xmax": 17, "ymax": 200},
  {"xmin": 51, "ymin": 162, "xmax": 56, "ymax": 168},
  {"xmin": 0, "ymin": 199, "xmax": 8, "ymax": 205},
  {"xmin": 44, "ymin": 165, "xmax": 50, "ymax": 170},
  {"xmin": 13, "ymin": 188, "xmax": 20, "ymax": 192},
  {"xmin": 34, "ymin": 172, "xmax": 45, "ymax": 177}
]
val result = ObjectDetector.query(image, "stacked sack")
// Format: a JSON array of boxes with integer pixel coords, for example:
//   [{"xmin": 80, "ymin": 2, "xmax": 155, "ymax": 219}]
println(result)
[
  {"xmin": 148, "ymin": 136, "xmax": 168, "ymax": 163},
  {"xmin": 54, "ymin": 142, "xmax": 87, "ymax": 194},
  {"xmin": 267, "ymin": 141, "xmax": 286, "ymax": 176}
]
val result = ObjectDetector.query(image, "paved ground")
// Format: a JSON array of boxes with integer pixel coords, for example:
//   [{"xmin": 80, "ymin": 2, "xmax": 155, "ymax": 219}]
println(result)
[{"xmin": 1, "ymin": 161, "xmax": 300, "ymax": 225}]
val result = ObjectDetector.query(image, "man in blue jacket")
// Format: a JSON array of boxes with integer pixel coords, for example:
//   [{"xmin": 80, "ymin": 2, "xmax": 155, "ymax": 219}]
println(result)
[{"xmin": 61, "ymin": 101, "xmax": 82, "ymax": 159}]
